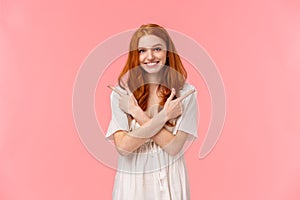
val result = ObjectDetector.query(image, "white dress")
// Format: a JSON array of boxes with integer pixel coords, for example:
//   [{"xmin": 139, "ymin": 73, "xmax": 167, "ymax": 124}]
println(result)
[{"xmin": 106, "ymin": 83, "xmax": 198, "ymax": 200}]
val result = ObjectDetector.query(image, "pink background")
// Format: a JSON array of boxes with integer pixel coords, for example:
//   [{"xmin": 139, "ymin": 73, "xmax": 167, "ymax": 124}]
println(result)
[{"xmin": 1, "ymin": 0, "xmax": 300, "ymax": 199}]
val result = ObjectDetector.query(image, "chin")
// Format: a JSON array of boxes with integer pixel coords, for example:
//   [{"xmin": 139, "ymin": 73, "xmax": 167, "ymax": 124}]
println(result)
[
  {"xmin": 141, "ymin": 64, "xmax": 165, "ymax": 74},
  {"xmin": 143, "ymin": 68, "xmax": 164, "ymax": 75}
]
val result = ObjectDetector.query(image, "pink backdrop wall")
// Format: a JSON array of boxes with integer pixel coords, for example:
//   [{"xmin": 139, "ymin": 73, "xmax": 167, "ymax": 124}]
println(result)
[{"xmin": 1, "ymin": 0, "xmax": 300, "ymax": 199}]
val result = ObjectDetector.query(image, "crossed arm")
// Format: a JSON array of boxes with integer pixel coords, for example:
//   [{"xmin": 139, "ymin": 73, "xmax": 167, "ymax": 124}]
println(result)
[
  {"xmin": 130, "ymin": 106, "xmax": 189, "ymax": 156},
  {"xmin": 108, "ymin": 85, "xmax": 195, "ymax": 156}
]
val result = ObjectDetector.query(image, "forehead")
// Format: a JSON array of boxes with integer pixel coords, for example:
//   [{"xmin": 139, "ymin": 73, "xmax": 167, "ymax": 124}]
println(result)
[{"xmin": 138, "ymin": 35, "xmax": 167, "ymax": 48}]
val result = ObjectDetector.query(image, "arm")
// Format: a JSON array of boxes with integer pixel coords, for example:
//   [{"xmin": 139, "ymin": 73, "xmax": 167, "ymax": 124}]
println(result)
[
  {"xmin": 109, "ymin": 86, "xmax": 183, "ymax": 156},
  {"xmin": 106, "ymin": 89, "xmax": 145, "ymax": 156},
  {"xmin": 130, "ymin": 87, "xmax": 197, "ymax": 156},
  {"xmin": 108, "ymin": 85, "xmax": 194, "ymax": 156},
  {"xmin": 113, "ymin": 108, "xmax": 168, "ymax": 156},
  {"xmin": 131, "ymin": 106, "xmax": 188, "ymax": 156}
]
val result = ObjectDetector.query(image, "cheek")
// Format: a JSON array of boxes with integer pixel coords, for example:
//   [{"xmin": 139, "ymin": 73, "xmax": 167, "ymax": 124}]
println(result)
[
  {"xmin": 139, "ymin": 55, "xmax": 144, "ymax": 63},
  {"xmin": 161, "ymin": 51, "xmax": 167, "ymax": 58},
  {"xmin": 160, "ymin": 53, "xmax": 167, "ymax": 62}
]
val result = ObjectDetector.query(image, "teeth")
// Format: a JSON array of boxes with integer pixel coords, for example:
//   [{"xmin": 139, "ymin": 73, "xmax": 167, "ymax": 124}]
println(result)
[
  {"xmin": 147, "ymin": 62, "xmax": 157, "ymax": 66},
  {"xmin": 146, "ymin": 62, "xmax": 159, "ymax": 66}
]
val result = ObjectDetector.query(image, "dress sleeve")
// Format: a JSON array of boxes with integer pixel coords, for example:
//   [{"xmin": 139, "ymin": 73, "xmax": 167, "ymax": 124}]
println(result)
[
  {"xmin": 105, "ymin": 90, "xmax": 129, "ymax": 141},
  {"xmin": 172, "ymin": 89, "xmax": 198, "ymax": 140}
]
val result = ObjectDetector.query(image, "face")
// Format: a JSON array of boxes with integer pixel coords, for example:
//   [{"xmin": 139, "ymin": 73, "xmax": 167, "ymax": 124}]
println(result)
[{"xmin": 138, "ymin": 34, "xmax": 167, "ymax": 74}]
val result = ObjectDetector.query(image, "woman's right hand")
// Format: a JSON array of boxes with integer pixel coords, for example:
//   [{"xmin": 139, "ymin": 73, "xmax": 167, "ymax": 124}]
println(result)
[
  {"xmin": 163, "ymin": 88, "xmax": 195, "ymax": 120},
  {"xmin": 107, "ymin": 84, "xmax": 139, "ymax": 116}
]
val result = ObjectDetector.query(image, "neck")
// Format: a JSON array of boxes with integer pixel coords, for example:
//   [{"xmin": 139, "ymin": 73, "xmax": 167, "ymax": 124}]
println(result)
[
  {"xmin": 144, "ymin": 71, "xmax": 163, "ymax": 85},
  {"xmin": 148, "ymin": 83, "xmax": 159, "ymax": 94}
]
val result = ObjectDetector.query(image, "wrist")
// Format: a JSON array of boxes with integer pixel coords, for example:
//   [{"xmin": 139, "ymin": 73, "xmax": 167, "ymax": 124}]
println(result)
[
  {"xmin": 131, "ymin": 106, "xmax": 142, "ymax": 119},
  {"xmin": 160, "ymin": 108, "xmax": 170, "ymax": 123}
]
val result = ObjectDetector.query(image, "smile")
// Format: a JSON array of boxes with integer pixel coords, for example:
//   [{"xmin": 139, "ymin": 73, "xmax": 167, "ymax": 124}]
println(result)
[{"xmin": 145, "ymin": 61, "xmax": 160, "ymax": 66}]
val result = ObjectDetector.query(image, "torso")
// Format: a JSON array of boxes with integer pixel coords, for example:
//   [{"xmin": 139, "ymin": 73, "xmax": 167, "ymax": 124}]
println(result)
[
  {"xmin": 145, "ymin": 91, "xmax": 162, "ymax": 117},
  {"xmin": 111, "ymin": 83, "xmax": 195, "ymax": 200}
]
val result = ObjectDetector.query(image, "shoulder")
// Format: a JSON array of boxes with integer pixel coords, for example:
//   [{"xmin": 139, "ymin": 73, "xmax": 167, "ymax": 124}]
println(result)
[
  {"xmin": 179, "ymin": 82, "xmax": 197, "ymax": 103},
  {"xmin": 179, "ymin": 82, "xmax": 196, "ymax": 95},
  {"xmin": 109, "ymin": 85, "xmax": 127, "ymax": 106},
  {"xmin": 110, "ymin": 85, "xmax": 126, "ymax": 99}
]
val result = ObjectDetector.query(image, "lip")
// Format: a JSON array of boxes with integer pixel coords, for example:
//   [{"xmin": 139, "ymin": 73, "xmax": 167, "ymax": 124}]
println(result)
[{"xmin": 145, "ymin": 61, "xmax": 160, "ymax": 67}]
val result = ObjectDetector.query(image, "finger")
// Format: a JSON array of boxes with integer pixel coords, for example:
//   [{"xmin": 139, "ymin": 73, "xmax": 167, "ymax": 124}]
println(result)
[
  {"xmin": 177, "ymin": 89, "xmax": 195, "ymax": 102},
  {"xmin": 166, "ymin": 88, "xmax": 176, "ymax": 103},
  {"xmin": 124, "ymin": 84, "xmax": 133, "ymax": 96},
  {"xmin": 107, "ymin": 85, "xmax": 126, "ymax": 96}
]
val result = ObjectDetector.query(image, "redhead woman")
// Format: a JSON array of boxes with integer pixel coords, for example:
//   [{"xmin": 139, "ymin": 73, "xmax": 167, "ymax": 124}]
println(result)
[{"xmin": 106, "ymin": 24, "xmax": 198, "ymax": 200}]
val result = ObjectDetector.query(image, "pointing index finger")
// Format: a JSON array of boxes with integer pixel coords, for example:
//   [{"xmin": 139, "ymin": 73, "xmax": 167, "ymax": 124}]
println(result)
[
  {"xmin": 178, "ymin": 89, "xmax": 195, "ymax": 102},
  {"xmin": 107, "ymin": 85, "xmax": 126, "ymax": 96}
]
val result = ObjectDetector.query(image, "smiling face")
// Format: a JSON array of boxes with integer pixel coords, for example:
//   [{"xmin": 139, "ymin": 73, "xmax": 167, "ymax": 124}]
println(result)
[{"xmin": 138, "ymin": 34, "xmax": 167, "ymax": 74}]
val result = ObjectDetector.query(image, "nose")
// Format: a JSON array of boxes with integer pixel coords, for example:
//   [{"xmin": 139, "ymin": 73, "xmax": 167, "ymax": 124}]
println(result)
[{"xmin": 146, "ymin": 49, "xmax": 154, "ymax": 60}]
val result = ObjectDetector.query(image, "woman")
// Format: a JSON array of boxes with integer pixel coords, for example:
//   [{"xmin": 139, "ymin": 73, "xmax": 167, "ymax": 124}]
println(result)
[{"xmin": 106, "ymin": 24, "xmax": 198, "ymax": 200}]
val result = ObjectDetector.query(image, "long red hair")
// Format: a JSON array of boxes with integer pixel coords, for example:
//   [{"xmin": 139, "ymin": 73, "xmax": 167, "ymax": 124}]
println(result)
[{"xmin": 118, "ymin": 24, "xmax": 187, "ymax": 112}]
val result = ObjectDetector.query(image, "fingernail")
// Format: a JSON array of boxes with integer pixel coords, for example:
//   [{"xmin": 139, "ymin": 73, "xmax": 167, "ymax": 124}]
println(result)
[{"xmin": 172, "ymin": 88, "xmax": 175, "ymax": 93}]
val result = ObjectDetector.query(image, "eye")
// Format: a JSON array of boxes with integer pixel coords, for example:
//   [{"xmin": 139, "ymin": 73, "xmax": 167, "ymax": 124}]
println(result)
[
  {"xmin": 154, "ymin": 47, "xmax": 162, "ymax": 52},
  {"xmin": 138, "ymin": 49, "xmax": 145, "ymax": 54}
]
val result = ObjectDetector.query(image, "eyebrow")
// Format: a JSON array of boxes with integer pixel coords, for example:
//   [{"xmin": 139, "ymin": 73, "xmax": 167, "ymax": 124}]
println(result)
[{"xmin": 138, "ymin": 44, "xmax": 164, "ymax": 48}]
